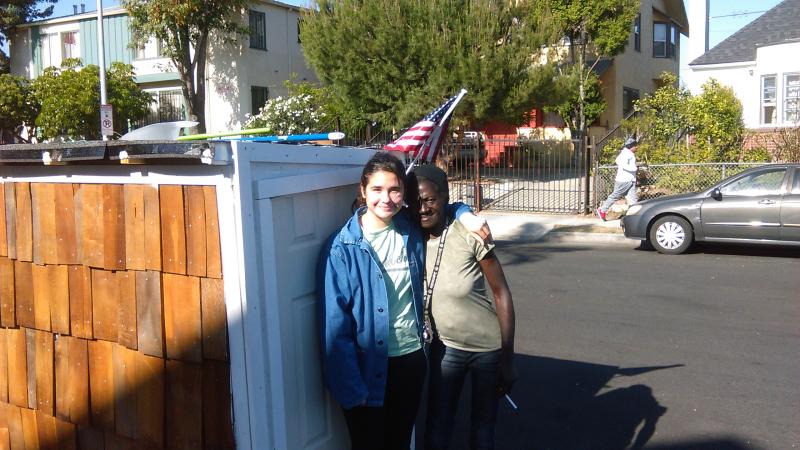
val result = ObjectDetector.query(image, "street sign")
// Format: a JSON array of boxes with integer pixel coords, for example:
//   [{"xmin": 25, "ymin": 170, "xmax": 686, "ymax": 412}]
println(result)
[{"xmin": 100, "ymin": 104, "xmax": 114, "ymax": 136}]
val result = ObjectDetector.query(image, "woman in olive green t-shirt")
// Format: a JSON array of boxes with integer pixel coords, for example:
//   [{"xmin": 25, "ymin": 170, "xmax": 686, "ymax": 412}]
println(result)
[{"xmin": 412, "ymin": 165, "xmax": 517, "ymax": 450}]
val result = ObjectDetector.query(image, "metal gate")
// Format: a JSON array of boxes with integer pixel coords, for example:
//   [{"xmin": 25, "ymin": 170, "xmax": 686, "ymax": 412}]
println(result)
[{"xmin": 441, "ymin": 138, "xmax": 589, "ymax": 214}]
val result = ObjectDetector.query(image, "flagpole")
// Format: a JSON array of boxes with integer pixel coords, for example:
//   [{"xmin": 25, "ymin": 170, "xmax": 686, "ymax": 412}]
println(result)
[{"xmin": 405, "ymin": 88, "xmax": 468, "ymax": 174}]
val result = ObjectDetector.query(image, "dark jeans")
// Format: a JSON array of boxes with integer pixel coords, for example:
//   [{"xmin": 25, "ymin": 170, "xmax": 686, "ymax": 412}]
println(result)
[
  {"xmin": 425, "ymin": 339, "xmax": 501, "ymax": 450},
  {"xmin": 342, "ymin": 349, "xmax": 427, "ymax": 450}
]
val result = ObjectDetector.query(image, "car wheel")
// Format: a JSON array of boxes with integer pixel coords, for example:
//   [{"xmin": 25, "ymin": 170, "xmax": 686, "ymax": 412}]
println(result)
[{"xmin": 649, "ymin": 215, "xmax": 693, "ymax": 255}]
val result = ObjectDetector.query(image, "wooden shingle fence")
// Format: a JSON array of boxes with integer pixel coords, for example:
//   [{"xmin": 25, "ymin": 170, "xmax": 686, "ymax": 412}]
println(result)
[{"xmin": 0, "ymin": 182, "xmax": 234, "ymax": 450}]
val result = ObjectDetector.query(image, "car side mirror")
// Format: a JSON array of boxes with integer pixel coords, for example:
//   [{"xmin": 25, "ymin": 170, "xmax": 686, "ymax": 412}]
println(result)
[{"xmin": 710, "ymin": 188, "xmax": 722, "ymax": 200}]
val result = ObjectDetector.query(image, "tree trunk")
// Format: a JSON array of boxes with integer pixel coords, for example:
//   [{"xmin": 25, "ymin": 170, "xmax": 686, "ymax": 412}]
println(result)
[{"xmin": 175, "ymin": 28, "xmax": 207, "ymax": 134}]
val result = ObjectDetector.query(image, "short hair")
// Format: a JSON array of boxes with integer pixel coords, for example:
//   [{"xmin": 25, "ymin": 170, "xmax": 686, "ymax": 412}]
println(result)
[{"xmin": 412, "ymin": 164, "xmax": 449, "ymax": 198}]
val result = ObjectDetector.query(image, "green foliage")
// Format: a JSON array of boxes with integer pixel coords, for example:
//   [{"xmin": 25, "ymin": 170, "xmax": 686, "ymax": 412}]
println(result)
[
  {"xmin": 123, "ymin": 0, "xmax": 249, "ymax": 133},
  {"xmin": 687, "ymin": 79, "xmax": 744, "ymax": 161},
  {"xmin": 0, "ymin": 73, "xmax": 38, "ymax": 139},
  {"xmin": 512, "ymin": 138, "xmax": 576, "ymax": 169},
  {"xmin": 740, "ymin": 146, "xmax": 771, "ymax": 162},
  {"xmin": 301, "ymin": 0, "xmax": 557, "ymax": 129},
  {"xmin": 611, "ymin": 73, "xmax": 745, "ymax": 163},
  {"xmin": 535, "ymin": 0, "xmax": 639, "ymax": 136},
  {"xmin": 30, "ymin": 59, "xmax": 151, "ymax": 140},
  {"xmin": 537, "ymin": 0, "xmax": 639, "ymax": 56},
  {"xmin": 543, "ymin": 65, "xmax": 605, "ymax": 133}
]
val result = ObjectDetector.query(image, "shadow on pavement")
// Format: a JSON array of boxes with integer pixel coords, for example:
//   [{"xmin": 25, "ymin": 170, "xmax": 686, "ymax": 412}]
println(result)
[
  {"xmin": 633, "ymin": 240, "xmax": 799, "ymax": 258},
  {"xmin": 416, "ymin": 355, "xmax": 685, "ymax": 450},
  {"xmin": 494, "ymin": 241, "xmax": 597, "ymax": 267}
]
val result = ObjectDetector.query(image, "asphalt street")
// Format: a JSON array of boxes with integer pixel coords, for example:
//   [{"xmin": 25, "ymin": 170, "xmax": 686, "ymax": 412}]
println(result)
[{"xmin": 416, "ymin": 240, "xmax": 800, "ymax": 450}]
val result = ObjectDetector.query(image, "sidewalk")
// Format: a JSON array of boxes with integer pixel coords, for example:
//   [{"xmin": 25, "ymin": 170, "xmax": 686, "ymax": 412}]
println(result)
[{"xmin": 481, "ymin": 211, "xmax": 629, "ymax": 244}]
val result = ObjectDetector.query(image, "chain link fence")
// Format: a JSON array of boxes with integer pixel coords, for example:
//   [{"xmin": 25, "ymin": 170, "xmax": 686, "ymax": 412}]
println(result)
[{"xmin": 594, "ymin": 162, "xmax": 768, "ymax": 207}]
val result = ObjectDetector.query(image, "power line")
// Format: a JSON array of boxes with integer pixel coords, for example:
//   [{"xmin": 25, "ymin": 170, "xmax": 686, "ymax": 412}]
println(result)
[{"xmin": 709, "ymin": 10, "xmax": 768, "ymax": 19}]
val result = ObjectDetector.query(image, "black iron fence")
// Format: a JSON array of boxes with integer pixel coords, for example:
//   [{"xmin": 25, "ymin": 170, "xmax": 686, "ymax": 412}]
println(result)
[
  {"xmin": 138, "ymin": 90, "xmax": 185, "ymax": 127},
  {"xmin": 439, "ymin": 138, "xmax": 588, "ymax": 214}
]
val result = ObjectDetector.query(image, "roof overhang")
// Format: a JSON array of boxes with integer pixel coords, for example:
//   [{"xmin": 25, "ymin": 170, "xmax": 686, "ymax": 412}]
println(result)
[
  {"xmin": 688, "ymin": 60, "xmax": 755, "ymax": 71},
  {"xmin": 656, "ymin": 0, "xmax": 689, "ymax": 37}
]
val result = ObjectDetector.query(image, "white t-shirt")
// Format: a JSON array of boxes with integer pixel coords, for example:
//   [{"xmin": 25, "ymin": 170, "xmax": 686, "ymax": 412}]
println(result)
[{"xmin": 615, "ymin": 148, "xmax": 637, "ymax": 182}]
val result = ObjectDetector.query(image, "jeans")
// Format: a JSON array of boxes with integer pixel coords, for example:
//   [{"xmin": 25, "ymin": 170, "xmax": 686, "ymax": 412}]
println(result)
[
  {"xmin": 425, "ymin": 339, "xmax": 501, "ymax": 450},
  {"xmin": 342, "ymin": 349, "xmax": 427, "ymax": 450},
  {"xmin": 600, "ymin": 181, "xmax": 637, "ymax": 212}
]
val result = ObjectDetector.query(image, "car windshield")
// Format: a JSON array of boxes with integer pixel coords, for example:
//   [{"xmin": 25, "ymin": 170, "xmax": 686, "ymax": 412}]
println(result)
[{"xmin": 720, "ymin": 169, "xmax": 786, "ymax": 196}]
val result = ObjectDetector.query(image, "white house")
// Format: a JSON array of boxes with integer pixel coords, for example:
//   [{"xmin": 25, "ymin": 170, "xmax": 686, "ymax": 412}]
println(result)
[
  {"xmin": 688, "ymin": 0, "xmax": 800, "ymax": 129},
  {"xmin": 8, "ymin": 0, "xmax": 318, "ymax": 134}
]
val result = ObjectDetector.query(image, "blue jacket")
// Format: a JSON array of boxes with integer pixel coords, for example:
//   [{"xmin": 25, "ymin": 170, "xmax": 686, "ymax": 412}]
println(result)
[{"xmin": 317, "ymin": 204, "xmax": 468, "ymax": 409}]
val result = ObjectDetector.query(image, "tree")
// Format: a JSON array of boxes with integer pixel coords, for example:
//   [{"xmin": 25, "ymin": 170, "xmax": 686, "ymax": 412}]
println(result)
[
  {"xmin": 535, "ymin": 0, "xmax": 639, "ymax": 139},
  {"xmin": 0, "ymin": 0, "xmax": 56, "ymax": 62},
  {"xmin": 607, "ymin": 73, "xmax": 744, "ymax": 163},
  {"xmin": 688, "ymin": 79, "xmax": 744, "ymax": 162},
  {"xmin": 300, "ymin": 0, "xmax": 557, "ymax": 130},
  {"xmin": 0, "ymin": 73, "xmax": 38, "ymax": 141},
  {"xmin": 123, "ymin": 0, "xmax": 249, "ymax": 134},
  {"xmin": 30, "ymin": 58, "xmax": 152, "ymax": 140},
  {"xmin": 543, "ymin": 65, "xmax": 605, "ymax": 134}
]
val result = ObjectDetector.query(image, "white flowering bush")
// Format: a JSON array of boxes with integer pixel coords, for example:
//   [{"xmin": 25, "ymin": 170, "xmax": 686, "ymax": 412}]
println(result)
[{"xmin": 245, "ymin": 92, "xmax": 327, "ymax": 135}]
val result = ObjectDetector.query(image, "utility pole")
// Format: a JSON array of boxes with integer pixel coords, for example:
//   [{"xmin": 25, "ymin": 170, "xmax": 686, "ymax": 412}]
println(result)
[{"xmin": 96, "ymin": 0, "xmax": 111, "ymax": 140}]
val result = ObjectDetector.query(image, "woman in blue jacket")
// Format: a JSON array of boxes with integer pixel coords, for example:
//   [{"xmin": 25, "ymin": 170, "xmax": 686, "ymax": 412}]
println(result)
[{"xmin": 317, "ymin": 152, "xmax": 484, "ymax": 449}]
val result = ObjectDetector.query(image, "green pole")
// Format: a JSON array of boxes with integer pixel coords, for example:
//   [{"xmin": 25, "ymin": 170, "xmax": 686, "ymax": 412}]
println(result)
[{"xmin": 176, "ymin": 127, "xmax": 274, "ymax": 141}]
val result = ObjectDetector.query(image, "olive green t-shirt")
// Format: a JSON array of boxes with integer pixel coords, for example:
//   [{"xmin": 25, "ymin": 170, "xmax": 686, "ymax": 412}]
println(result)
[{"xmin": 425, "ymin": 220, "xmax": 501, "ymax": 352}]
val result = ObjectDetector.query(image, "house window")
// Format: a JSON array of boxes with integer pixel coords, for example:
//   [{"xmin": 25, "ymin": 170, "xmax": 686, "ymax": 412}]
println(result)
[
  {"xmin": 61, "ymin": 31, "xmax": 79, "ymax": 59},
  {"xmin": 251, "ymin": 86, "xmax": 269, "ymax": 115},
  {"xmin": 784, "ymin": 73, "xmax": 800, "ymax": 124},
  {"xmin": 761, "ymin": 75, "xmax": 777, "ymax": 125},
  {"xmin": 670, "ymin": 26, "xmax": 678, "ymax": 59},
  {"xmin": 40, "ymin": 34, "xmax": 62, "ymax": 68},
  {"xmin": 249, "ymin": 10, "xmax": 267, "ymax": 50},
  {"xmin": 623, "ymin": 87, "xmax": 640, "ymax": 117},
  {"xmin": 297, "ymin": 19, "xmax": 302, "ymax": 44},
  {"xmin": 634, "ymin": 14, "xmax": 641, "ymax": 52},
  {"xmin": 136, "ymin": 36, "xmax": 162, "ymax": 60},
  {"xmin": 653, "ymin": 22, "xmax": 669, "ymax": 58}
]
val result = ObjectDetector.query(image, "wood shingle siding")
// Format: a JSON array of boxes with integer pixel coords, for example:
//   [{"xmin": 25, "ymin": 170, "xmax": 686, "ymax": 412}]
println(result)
[{"xmin": 0, "ymin": 181, "xmax": 232, "ymax": 449}]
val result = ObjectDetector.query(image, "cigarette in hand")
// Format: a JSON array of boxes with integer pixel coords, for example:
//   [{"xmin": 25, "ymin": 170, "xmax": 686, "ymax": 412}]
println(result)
[{"xmin": 504, "ymin": 394, "xmax": 518, "ymax": 410}]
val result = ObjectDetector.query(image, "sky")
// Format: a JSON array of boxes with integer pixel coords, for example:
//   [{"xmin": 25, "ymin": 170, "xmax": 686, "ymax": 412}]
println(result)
[{"xmin": 679, "ymin": 0, "xmax": 782, "ymax": 77}]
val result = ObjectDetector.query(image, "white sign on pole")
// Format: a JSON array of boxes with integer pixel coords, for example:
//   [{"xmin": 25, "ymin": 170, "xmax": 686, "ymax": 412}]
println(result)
[{"xmin": 100, "ymin": 104, "xmax": 114, "ymax": 136}]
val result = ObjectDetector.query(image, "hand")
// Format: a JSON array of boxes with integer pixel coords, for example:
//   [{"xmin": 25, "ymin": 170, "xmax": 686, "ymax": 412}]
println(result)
[{"xmin": 496, "ymin": 359, "xmax": 518, "ymax": 395}]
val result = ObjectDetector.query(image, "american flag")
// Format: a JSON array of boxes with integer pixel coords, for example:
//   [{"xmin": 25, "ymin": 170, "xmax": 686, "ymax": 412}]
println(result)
[{"xmin": 384, "ymin": 90, "xmax": 466, "ymax": 164}]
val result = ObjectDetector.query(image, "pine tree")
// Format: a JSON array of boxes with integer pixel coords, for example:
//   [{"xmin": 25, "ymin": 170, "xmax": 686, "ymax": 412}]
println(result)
[{"xmin": 301, "ymin": 0, "xmax": 558, "ymax": 129}]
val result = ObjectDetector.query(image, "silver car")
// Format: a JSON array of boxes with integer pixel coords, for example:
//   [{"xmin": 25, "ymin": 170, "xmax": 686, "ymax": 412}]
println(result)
[{"xmin": 621, "ymin": 164, "xmax": 800, "ymax": 254}]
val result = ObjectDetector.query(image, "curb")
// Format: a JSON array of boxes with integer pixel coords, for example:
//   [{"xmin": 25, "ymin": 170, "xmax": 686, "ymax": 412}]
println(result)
[
  {"xmin": 494, "ymin": 230, "xmax": 631, "ymax": 244},
  {"xmin": 544, "ymin": 231, "xmax": 631, "ymax": 244}
]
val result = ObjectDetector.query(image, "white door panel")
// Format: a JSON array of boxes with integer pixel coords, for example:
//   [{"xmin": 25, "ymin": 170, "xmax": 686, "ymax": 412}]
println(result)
[{"xmin": 260, "ymin": 185, "xmax": 357, "ymax": 449}]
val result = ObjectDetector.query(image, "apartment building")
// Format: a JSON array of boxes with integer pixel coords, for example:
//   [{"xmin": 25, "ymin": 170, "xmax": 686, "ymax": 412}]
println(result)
[{"xmin": 8, "ymin": 0, "xmax": 318, "ymax": 133}]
